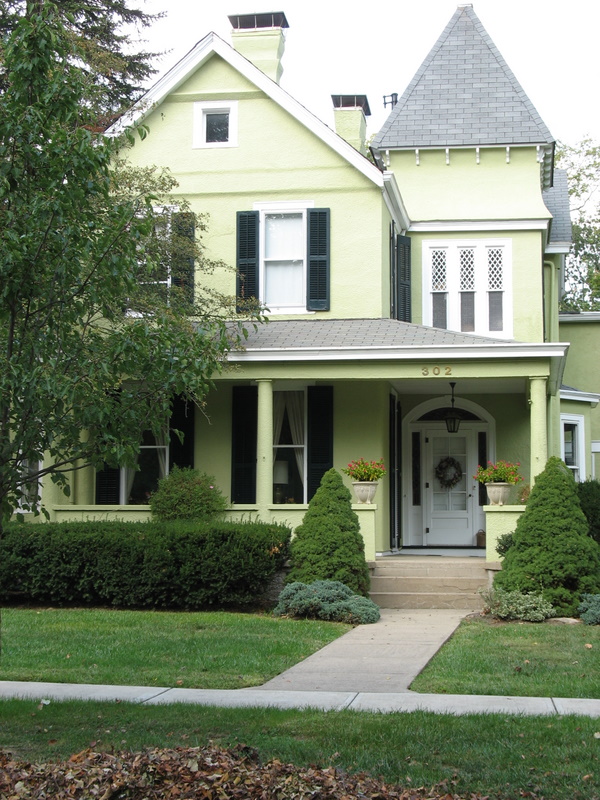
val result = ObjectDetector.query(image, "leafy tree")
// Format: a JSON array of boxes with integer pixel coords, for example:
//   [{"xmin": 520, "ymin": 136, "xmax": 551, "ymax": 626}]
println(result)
[
  {"xmin": 556, "ymin": 137, "xmax": 600, "ymax": 310},
  {"xmin": 0, "ymin": 0, "xmax": 162, "ymax": 128},
  {"xmin": 0, "ymin": 4, "xmax": 261, "ymax": 530},
  {"xmin": 287, "ymin": 469, "xmax": 370, "ymax": 596},
  {"xmin": 494, "ymin": 457, "xmax": 600, "ymax": 616}
]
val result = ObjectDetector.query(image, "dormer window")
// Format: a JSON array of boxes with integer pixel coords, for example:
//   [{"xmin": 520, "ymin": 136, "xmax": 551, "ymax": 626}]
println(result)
[{"xmin": 193, "ymin": 101, "xmax": 238, "ymax": 148}]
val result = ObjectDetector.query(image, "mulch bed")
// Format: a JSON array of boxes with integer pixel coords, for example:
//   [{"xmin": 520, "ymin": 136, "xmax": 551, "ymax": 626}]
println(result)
[{"xmin": 0, "ymin": 743, "xmax": 521, "ymax": 799}]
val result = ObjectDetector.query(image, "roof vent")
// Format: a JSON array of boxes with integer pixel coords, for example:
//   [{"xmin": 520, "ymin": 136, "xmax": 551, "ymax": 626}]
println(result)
[{"xmin": 228, "ymin": 12, "xmax": 289, "ymax": 29}]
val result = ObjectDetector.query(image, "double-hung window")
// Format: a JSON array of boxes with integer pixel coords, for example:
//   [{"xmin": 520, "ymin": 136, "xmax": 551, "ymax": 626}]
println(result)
[
  {"xmin": 236, "ymin": 203, "xmax": 330, "ymax": 313},
  {"xmin": 561, "ymin": 414, "xmax": 585, "ymax": 481},
  {"xmin": 193, "ymin": 101, "xmax": 238, "ymax": 148},
  {"xmin": 423, "ymin": 239, "xmax": 512, "ymax": 338},
  {"xmin": 135, "ymin": 209, "xmax": 195, "ymax": 310}
]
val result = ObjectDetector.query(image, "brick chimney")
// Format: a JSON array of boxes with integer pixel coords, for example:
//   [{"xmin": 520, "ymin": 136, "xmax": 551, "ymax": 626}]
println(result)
[
  {"xmin": 228, "ymin": 12, "xmax": 289, "ymax": 84},
  {"xmin": 331, "ymin": 95, "xmax": 371, "ymax": 155}
]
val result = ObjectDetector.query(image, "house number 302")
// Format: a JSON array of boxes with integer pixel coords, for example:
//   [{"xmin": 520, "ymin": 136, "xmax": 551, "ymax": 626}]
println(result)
[{"xmin": 421, "ymin": 366, "xmax": 452, "ymax": 376}]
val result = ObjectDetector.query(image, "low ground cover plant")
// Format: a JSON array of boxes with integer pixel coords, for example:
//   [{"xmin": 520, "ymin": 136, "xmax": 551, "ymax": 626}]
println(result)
[
  {"xmin": 480, "ymin": 586, "xmax": 555, "ymax": 622},
  {"xmin": 274, "ymin": 580, "xmax": 380, "ymax": 624},
  {"xmin": 287, "ymin": 469, "xmax": 370, "ymax": 595},
  {"xmin": 0, "ymin": 520, "xmax": 290, "ymax": 609},
  {"xmin": 579, "ymin": 593, "xmax": 600, "ymax": 625}
]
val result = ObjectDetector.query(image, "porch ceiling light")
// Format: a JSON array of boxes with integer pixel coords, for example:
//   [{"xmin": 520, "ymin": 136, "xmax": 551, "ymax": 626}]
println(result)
[{"xmin": 445, "ymin": 382, "xmax": 461, "ymax": 434}]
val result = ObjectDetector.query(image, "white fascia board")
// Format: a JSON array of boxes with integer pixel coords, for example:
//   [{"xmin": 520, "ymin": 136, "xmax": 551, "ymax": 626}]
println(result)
[
  {"xmin": 230, "ymin": 342, "xmax": 569, "ymax": 362},
  {"xmin": 107, "ymin": 33, "xmax": 383, "ymax": 187},
  {"xmin": 382, "ymin": 172, "xmax": 410, "ymax": 231},
  {"xmin": 560, "ymin": 388, "xmax": 600, "ymax": 406},
  {"xmin": 409, "ymin": 219, "xmax": 550, "ymax": 233},
  {"xmin": 559, "ymin": 312, "xmax": 600, "ymax": 323},
  {"xmin": 545, "ymin": 243, "xmax": 571, "ymax": 254}
]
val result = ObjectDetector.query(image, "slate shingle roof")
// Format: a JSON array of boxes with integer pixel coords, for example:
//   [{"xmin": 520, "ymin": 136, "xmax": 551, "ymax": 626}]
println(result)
[
  {"xmin": 373, "ymin": 4, "xmax": 554, "ymax": 150},
  {"xmin": 237, "ymin": 318, "xmax": 509, "ymax": 351},
  {"xmin": 543, "ymin": 169, "xmax": 572, "ymax": 243}
]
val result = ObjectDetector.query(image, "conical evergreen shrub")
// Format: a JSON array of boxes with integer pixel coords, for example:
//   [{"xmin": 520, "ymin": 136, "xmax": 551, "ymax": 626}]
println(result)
[
  {"xmin": 494, "ymin": 456, "xmax": 600, "ymax": 615},
  {"xmin": 287, "ymin": 469, "xmax": 370, "ymax": 596}
]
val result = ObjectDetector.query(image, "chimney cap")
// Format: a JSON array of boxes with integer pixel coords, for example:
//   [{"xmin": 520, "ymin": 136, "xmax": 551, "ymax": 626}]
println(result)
[
  {"xmin": 331, "ymin": 95, "xmax": 371, "ymax": 116},
  {"xmin": 228, "ymin": 12, "xmax": 289, "ymax": 30}
]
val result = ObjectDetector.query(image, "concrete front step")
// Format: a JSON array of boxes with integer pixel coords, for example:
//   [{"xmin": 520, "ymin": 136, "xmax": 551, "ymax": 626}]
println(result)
[
  {"xmin": 370, "ymin": 591, "xmax": 483, "ymax": 610},
  {"xmin": 368, "ymin": 556, "xmax": 490, "ymax": 609},
  {"xmin": 370, "ymin": 576, "xmax": 486, "ymax": 593}
]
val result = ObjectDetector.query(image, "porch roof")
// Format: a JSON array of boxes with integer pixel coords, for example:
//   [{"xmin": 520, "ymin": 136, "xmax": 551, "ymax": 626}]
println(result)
[{"xmin": 230, "ymin": 318, "xmax": 566, "ymax": 361}]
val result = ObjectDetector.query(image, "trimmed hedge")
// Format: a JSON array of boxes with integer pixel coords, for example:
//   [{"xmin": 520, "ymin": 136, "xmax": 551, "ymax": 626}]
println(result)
[{"xmin": 0, "ymin": 520, "xmax": 291, "ymax": 609}]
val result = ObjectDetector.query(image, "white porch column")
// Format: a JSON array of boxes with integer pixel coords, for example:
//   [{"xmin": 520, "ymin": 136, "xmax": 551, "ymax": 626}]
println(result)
[
  {"xmin": 529, "ymin": 376, "xmax": 548, "ymax": 484},
  {"xmin": 256, "ymin": 379, "xmax": 273, "ymax": 510}
]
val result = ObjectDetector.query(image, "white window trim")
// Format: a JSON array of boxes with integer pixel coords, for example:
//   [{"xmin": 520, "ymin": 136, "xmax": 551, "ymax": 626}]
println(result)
[
  {"xmin": 422, "ymin": 238, "xmax": 513, "ymax": 338},
  {"xmin": 119, "ymin": 437, "xmax": 169, "ymax": 505},
  {"xmin": 193, "ymin": 100, "xmax": 238, "ymax": 148},
  {"xmin": 253, "ymin": 200, "xmax": 315, "ymax": 315},
  {"xmin": 272, "ymin": 388, "xmax": 308, "ymax": 504},
  {"xmin": 561, "ymin": 413, "xmax": 586, "ymax": 481},
  {"xmin": 18, "ymin": 459, "xmax": 42, "ymax": 513}
]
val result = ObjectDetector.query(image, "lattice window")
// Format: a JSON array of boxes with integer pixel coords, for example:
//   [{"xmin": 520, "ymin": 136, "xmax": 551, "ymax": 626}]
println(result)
[
  {"xmin": 459, "ymin": 249, "xmax": 475, "ymax": 290},
  {"xmin": 431, "ymin": 250, "xmax": 447, "ymax": 291},
  {"xmin": 487, "ymin": 248, "xmax": 503, "ymax": 290}
]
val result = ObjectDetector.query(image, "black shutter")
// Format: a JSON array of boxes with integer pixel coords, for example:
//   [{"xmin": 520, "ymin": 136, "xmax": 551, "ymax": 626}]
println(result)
[
  {"xmin": 231, "ymin": 385, "xmax": 257, "ymax": 503},
  {"xmin": 95, "ymin": 466, "xmax": 120, "ymax": 504},
  {"xmin": 171, "ymin": 212, "xmax": 195, "ymax": 304},
  {"xmin": 306, "ymin": 209, "xmax": 330, "ymax": 311},
  {"xmin": 397, "ymin": 234, "xmax": 412, "ymax": 322},
  {"xmin": 307, "ymin": 386, "xmax": 333, "ymax": 500},
  {"xmin": 236, "ymin": 211, "xmax": 259, "ymax": 312},
  {"xmin": 169, "ymin": 394, "xmax": 195, "ymax": 470},
  {"xmin": 478, "ymin": 431, "xmax": 487, "ymax": 506}
]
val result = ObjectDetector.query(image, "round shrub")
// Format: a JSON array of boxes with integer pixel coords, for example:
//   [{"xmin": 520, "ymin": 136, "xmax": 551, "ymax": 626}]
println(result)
[
  {"xmin": 494, "ymin": 457, "xmax": 600, "ymax": 616},
  {"xmin": 274, "ymin": 580, "xmax": 380, "ymax": 624},
  {"xmin": 287, "ymin": 469, "xmax": 370, "ymax": 595},
  {"xmin": 149, "ymin": 466, "xmax": 228, "ymax": 521}
]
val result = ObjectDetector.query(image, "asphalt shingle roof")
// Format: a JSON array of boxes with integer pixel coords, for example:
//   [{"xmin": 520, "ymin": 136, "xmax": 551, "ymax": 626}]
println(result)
[
  {"xmin": 373, "ymin": 4, "xmax": 554, "ymax": 150},
  {"xmin": 543, "ymin": 169, "xmax": 572, "ymax": 243},
  {"xmin": 238, "ymin": 318, "xmax": 509, "ymax": 351}
]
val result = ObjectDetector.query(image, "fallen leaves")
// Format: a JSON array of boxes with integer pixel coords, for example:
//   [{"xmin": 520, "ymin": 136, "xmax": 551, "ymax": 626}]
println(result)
[{"xmin": 0, "ymin": 744, "xmax": 502, "ymax": 799}]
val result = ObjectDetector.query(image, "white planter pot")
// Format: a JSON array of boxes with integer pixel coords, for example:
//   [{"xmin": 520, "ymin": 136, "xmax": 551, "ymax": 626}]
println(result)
[
  {"xmin": 485, "ymin": 482, "xmax": 512, "ymax": 506},
  {"xmin": 352, "ymin": 481, "xmax": 378, "ymax": 504}
]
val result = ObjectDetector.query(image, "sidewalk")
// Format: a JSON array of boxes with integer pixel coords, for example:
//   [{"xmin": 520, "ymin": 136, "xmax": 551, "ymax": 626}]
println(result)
[{"xmin": 1, "ymin": 609, "xmax": 599, "ymax": 718}]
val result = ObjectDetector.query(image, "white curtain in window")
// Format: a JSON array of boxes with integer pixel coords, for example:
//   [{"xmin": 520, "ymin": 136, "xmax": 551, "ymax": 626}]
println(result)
[
  {"xmin": 286, "ymin": 391, "xmax": 305, "ymax": 487},
  {"xmin": 273, "ymin": 392, "xmax": 285, "ymax": 462}
]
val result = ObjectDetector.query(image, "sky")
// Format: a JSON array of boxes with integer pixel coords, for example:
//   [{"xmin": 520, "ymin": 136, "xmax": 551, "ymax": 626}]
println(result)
[{"xmin": 140, "ymin": 0, "xmax": 599, "ymax": 145}]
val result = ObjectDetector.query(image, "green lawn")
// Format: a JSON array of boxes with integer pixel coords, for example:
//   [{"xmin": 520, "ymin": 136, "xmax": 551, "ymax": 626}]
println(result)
[
  {"xmin": 411, "ymin": 616, "xmax": 600, "ymax": 698},
  {"xmin": 1, "ymin": 699, "xmax": 598, "ymax": 800},
  {"xmin": 0, "ymin": 607, "xmax": 350, "ymax": 689}
]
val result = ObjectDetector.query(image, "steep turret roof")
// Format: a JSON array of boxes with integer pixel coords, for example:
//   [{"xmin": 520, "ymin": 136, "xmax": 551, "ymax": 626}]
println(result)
[{"xmin": 373, "ymin": 4, "xmax": 554, "ymax": 150}]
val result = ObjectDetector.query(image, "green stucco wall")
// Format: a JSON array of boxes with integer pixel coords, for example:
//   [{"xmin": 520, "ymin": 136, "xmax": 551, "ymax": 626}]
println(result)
[{"xmin": 388, "ymin": 147, "xmax": 551, "ymax": 223}]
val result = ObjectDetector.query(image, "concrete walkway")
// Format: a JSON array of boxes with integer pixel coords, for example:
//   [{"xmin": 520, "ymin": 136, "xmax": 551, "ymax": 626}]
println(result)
[{"xmin": 1, "ymin": 609, "xmax": 599, "ymax": 718}]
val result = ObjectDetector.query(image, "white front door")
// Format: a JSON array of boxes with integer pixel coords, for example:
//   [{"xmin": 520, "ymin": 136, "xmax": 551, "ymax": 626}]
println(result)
[{"xmin": 424, "ymin": 430, "xmax": 480, "ymax": 546}]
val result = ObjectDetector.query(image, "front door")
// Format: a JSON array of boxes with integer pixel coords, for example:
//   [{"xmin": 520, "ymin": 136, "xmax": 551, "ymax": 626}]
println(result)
[{"xmin": 424, "ymin": 430, "xmax": 479, "ymax": 546}]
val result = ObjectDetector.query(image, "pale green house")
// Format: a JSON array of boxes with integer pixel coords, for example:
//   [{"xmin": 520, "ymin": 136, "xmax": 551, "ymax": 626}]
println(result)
[{"xmin": 43, "ymin": 6, "xmax": 598, "ymax": 562}]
